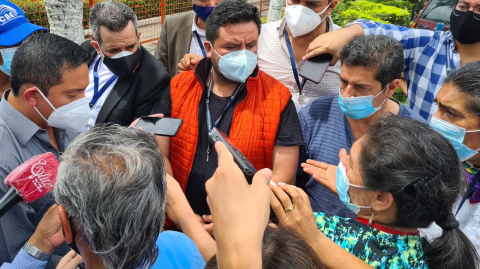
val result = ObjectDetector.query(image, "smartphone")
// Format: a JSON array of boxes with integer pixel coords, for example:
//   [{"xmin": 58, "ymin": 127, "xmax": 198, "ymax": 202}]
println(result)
[
  {"xmin": 208, "ymin": 128, "xmax": 257, "ymax": 184},
  {"xmin": 299, "ymin": 54, "xmax": 332, "ymax": 84},
  {"xmin": 136, "ymin": 117, "xmax": 183, "ymax": 137}
]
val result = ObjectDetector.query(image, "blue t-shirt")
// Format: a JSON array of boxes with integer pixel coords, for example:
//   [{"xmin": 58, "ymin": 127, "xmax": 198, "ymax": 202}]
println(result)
[
  {"xmin": 298, "ymin": 95, "xmax": 426, "ymax": 218},
  {"xmin": 151, "ymin": 231, "xmax": 205, "ymax": 269}
]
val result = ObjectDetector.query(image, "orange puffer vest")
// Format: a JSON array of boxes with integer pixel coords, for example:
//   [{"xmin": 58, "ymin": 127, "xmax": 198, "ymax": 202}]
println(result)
[{"xmin": 170, "ymin": 69, "xmax": 292, "ymax": 192}]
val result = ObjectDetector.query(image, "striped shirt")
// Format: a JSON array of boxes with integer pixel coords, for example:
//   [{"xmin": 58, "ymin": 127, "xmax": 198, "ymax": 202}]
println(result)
[
  {"xmin": 352, "ymin": 20, "xmax": 461, "ymax": 121},
  {"xmin": 258, "ymin": 17, "xmax": 342, "ymax": 108}
]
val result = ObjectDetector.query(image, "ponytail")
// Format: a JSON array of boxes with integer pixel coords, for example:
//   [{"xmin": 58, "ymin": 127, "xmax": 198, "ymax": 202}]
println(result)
[{"xmin": 425, "ymin": 213, "xmax": 479, "ymax": 269}]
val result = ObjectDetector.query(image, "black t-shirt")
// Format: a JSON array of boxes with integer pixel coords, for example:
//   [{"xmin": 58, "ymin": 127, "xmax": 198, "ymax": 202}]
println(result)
[{"xmin": 151, "ymin": 58, "xmax": 303, "ymax": 215}]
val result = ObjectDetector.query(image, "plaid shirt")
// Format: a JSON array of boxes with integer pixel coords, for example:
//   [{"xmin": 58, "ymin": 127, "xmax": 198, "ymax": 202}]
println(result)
[{"xmin": 351, "ymin": 20, "xmax": 461, "ymax": 121}]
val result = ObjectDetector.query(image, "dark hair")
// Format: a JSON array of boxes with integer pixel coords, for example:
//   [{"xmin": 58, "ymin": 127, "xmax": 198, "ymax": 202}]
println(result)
[
  {"xmin": 205, "ymin": 228, "xmax": 324, "ymax": 269},
  {"xmin": 360, "ymin": 114, "xmax": 479, "ymax": 269},
  {"xmin": 89, "ymin": 1, "xmax": 139, "ymax": 44},
  {"xmin": 10, "ymin": 33, "xmax": 90, "ymax": 96},
  {"xmin": 339, "ymin": 35, "xmax": 404, "ymax": 89},
  {"xmin": 205, "ymin": 0, "xmax": 261, "ymax": 45},
  {"xmin": 444, "ymin": 61, "xmax": 480, "ymax": 120}
]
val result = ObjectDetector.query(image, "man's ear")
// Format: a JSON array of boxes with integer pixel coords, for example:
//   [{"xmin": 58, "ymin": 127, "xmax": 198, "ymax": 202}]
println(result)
[
  {"xmin": 23, "ymin": 87, "xmax": 41, "ymax": 107},
  {"xmin": 204, "ymin": 41, "xmax": 213, "ymax": 59},
  {"xmin": 385, "ymin": 79, "xmax": 399, "ymax": 99},
  {"xmin": 371, "ymin": 191, "xmax": 394, "ymax": 212},
  {"xmin": 326, "ymin": 0, "xmax": 338, "ymax": 15},
  {"xmin": 58, "ymin": 205, "xmax": 74, "ymax": 244},
  {"xmin": 90, "ymin": 40, "xmax": 101, "ymax": 56},
  {"xmin": 137, "ymin": 31, "xmax": 142, "ymax": 40}
]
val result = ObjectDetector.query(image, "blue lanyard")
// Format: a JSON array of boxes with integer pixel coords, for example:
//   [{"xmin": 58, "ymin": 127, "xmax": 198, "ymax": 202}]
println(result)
[
  {"xmin": 205, "ymin": 68, "xmax": 243, "ymax": 162},
  {"xmin": 194, "ymin": 31, "xmax": 207, "ymax": 57},
  {"xmin": 455, "ymin": 172, "xmax": 480, "ymax": 216},
  {"xmin": 90, "ymin": 58, "xmax": 118, "ymax": 108},
  {"xmin": 284, "ymin": 23, "xmax": 330, "ymax": 95},
  {"xmin": 206, "ymin": 68, "xmax": 243, "ymax": 131}
]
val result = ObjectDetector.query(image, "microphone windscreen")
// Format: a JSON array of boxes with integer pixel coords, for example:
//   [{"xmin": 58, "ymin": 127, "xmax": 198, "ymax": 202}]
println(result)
[{"xmin": 4, "ymin": 153, "xmax": 59, "ymax": 202}]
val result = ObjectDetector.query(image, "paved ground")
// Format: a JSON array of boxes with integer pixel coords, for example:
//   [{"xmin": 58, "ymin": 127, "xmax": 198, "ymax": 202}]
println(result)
[{"xmin": 141, "ymin": 0, "xmax": 268, "ymax": 56}]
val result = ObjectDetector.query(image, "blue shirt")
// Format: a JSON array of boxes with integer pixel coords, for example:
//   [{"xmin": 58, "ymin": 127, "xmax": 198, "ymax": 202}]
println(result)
[
  {"xmin": 351, "ymin": 19, "xmax": 461, "ymax": 122},
  {"xmin": 151, "ymin": 231, "xmax": 205, "ymax": 269},
  {"xmin": 298, "ymin": 95, "xmax": 426, "ymax": 218},
  {"xmin": 1, "ymin": 231, "xmax": 206, "ymax": 269}
]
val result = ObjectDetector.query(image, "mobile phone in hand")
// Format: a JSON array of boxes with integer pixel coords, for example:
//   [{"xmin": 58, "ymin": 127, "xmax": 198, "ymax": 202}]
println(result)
[
  {"xmin": 208, "ymin": 128, "xmax": 257, "ymax": 184},
  {"xmin": 299, "ymin": 54, "xmax": 332, "ymax": 84},
  {"xmin": 136, "ymin": 117, "xmax": 183, "ymax": 137}
]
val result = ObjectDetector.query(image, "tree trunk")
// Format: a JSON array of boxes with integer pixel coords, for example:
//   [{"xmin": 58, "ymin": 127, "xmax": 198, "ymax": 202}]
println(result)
[
  {"xmin": 44, "ymin": 0, "xmax": 84, "ymax": 44},
  {"xmin": 267, "ymin": 0, "xmax": 284, "ymax": 23}
]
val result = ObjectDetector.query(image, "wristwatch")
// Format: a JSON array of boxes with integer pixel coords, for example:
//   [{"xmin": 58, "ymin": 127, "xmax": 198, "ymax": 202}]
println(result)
[{"xmin": 22, "ymin": 242, "xmax": 51, "ymax": 261}]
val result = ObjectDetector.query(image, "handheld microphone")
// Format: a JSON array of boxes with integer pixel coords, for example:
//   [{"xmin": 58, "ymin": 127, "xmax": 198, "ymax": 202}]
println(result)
[{"xmin": 0, "ymin": 152, "xmax": 59, "ymax": 218}]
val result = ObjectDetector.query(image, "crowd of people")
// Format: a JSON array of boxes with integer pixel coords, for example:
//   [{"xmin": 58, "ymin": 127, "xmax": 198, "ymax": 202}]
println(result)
[{"xmin": 0, "ymin": 0, "xmax": 480, "ymax": 268}]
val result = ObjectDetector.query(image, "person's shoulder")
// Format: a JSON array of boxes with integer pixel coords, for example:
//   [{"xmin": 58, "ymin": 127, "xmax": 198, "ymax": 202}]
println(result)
[
  {"xmin": 139, "ymin": 48, "xmax": 169, "ymax": 78},
  {"xmin": 259, "ymin": 19, "xmax": 283, "ymax": 41},
  {"xmin": 398, "ymin": 103, "xmax": 427, "ymax": 124},
  {"xmin": 164, "ymin": 10, "xmax": 194, "ymax": 25},
  {"xmin": 301, "ymin": 94, "xmax": 338, "ymax": 115},
  {"xmin": 152, "ymin": 231, "xmax": 205, "ymax": 269}
]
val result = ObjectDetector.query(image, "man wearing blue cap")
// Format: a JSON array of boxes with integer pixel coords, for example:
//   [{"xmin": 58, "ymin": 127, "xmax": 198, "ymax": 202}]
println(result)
[{"xmin": 0, "ymin": 0, "xmax": 47, "ymax": 99}]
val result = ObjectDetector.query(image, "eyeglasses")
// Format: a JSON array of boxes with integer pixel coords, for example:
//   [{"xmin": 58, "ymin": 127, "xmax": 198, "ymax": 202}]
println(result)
[{"xmin": 453, "ymin": 2, "xmax": 480, "ymax": 20}]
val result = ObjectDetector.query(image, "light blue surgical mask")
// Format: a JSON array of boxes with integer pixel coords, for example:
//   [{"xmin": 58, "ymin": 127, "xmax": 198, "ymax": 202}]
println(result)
[
  {"xmin": 0, "ymin": 47, "xmax": 18, "ymax": 76},
  {"xmin": 338, "ymin": 85, "xmax": 389, "ymax": 120},
  {"xmin": 210, "ymin": 43, "xmax": 258, "ymax": 83},
  {"xmin": 336, "ymin": 160, "xmax": 371, "ymax": 215},
  {"xmin": 429, "ymin": 116, "xmax": 480, "ymax": 162}
]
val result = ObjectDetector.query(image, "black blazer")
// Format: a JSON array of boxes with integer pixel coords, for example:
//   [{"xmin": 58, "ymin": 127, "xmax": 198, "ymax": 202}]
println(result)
[{"xmin": 81, "ymin": 41, "xmax": 171, "ymax": 127}]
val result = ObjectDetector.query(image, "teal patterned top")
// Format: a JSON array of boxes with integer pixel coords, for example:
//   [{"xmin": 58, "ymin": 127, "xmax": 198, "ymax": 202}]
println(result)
[{"xmin": 314, "ymin": 212, "xmax": 428, "ymax": 268}]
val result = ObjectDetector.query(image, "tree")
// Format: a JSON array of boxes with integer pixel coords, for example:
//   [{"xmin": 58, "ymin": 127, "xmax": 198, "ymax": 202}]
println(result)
[
  {"xmin": 267, "ymin": 0, "xmax": 283, "ymax": 23},
  {"xmin": 44, "ymin": 0, "xmax": 84, "ymax": 44}
]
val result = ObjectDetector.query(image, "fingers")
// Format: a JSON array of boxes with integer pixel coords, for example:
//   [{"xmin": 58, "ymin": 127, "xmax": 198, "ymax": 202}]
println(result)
[
  {"xmin": 202, "ymin": 214, "xmax": 213, "ymax": 223},
  {"xmin": 195, "ymin": 214, "xmax": 205, "ymax": 225},
  {"xmin": 56, "ymin": 250, "xmax": 83, "ymax": 269},
  {"xmin": 270, "ymin": 183, "xmax": 293, "ymax": 211},
  {"xmin": 306, "ymin": 159, "xmax": 330, "ymax": 169},
  {"xmin": 214, "ymin": 141, "xmax": 235, "ymax": 168},
  {"xmin": 251, "ymin": 168, "xmax": 273, "ymax": 188},
  {"xmin": 279, "ymin": 184, "xmax": 304, "ymax": 211},
  {"xmin": 270, "ymin": 190, "xmax": 286, "ymax": 223}
]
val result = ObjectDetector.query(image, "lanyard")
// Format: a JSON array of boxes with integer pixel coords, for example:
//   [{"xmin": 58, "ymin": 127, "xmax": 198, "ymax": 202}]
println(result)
[
  {"xmin": 91, "ymin": 58, "xmax": 117, "ymax": 108},
  {"xmin": 205, "ymin": 68, "xmax": 243, "ymax": 162},
  {"xmin": 455, "ymin": 172, "xmax": 480, "ymax": 216},
  {"xmin": 194, "ymin": 31, "xmax": 207, "ymax": 57},
  {"xmin": 284, "ymin": 23, "xmax": 330, "ymax": 95}
]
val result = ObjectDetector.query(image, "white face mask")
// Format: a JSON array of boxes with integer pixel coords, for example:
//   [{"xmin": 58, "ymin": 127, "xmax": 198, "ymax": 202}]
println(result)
[
  {"xmin": 33, "ymin": 88, "xmax": 92, "ymax": 132},
  {"xmin": 284, "ymin": 0, "xmax": 332, "ymax": 38}
]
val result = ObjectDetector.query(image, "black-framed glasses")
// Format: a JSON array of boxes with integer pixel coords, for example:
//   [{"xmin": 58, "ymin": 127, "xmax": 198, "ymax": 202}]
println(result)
[{"xmin": 453, "ymin": 2, "xmax": 480, "ymax": 20}]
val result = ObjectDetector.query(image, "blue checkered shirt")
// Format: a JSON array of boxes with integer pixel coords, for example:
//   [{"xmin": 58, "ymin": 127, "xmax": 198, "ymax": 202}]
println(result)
[{"xmin": 351, "ymin": 20, "xmax": 461, "ymax": 121}]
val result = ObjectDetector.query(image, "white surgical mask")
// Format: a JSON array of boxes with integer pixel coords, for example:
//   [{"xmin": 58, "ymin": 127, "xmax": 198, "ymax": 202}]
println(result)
[
  {"xmin": 33, "ymin": 88, "xmax": 91, "ymax": 132},
  {"xmin": 284, "ymin": 0, "xmax": 332, "ymax": 38}
]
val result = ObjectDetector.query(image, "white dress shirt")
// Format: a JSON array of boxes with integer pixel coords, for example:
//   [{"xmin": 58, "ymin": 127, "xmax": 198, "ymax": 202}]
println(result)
[
  {"xmin": 81, "ymin": 55, "xmax": 118, "ymax": 133},
  {"xmin": 189, "ymin": 15, "xmax": 207, "ymax": 57}
]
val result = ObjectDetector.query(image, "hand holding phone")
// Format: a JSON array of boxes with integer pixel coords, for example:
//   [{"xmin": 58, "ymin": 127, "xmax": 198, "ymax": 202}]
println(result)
[{"xmin": 299, "ymin": 53, "xmax": 332, "ymax": 84}]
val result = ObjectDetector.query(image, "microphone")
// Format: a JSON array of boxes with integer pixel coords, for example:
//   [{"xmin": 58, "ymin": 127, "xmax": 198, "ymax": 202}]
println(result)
[{"xmin": 0, "ymin": 153, "xmax": 59, "ymax": 218}]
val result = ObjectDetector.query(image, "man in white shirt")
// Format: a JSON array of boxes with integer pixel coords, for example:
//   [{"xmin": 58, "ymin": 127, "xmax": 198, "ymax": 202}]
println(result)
[
  {"xmin": 154, "ymin": 0, "xmax": 224, "ymax": 76},
  {"xmin": 81, "ymin": 1, "xmax": 170, "ymax": 131}
]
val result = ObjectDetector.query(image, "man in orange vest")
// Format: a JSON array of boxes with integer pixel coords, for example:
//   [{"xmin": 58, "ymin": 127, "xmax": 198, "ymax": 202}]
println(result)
[{"xmin": 151, "ymin": 0, "xmax": 303, "ymax": 231}]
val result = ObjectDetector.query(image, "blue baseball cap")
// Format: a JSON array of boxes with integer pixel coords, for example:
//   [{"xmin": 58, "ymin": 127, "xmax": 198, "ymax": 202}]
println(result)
[{"xmin": 0, "ymin": 0, "xmax": 48, "ymax": 46}]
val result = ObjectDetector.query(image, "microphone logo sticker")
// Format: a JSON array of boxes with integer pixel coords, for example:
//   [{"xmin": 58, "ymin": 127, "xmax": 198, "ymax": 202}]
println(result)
[{"xmin": 29, "ymin": 159, "xmax": 54, "ymax": 192}]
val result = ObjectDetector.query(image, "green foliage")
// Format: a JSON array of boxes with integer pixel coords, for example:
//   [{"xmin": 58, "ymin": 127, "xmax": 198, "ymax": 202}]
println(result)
[
  {"xmin": 11, "ymin": 0, "xmax": 192, "ymax": 30},
  {"xmin": 332, "ymin": 0, "xmax": 413, "ymax": 28}
]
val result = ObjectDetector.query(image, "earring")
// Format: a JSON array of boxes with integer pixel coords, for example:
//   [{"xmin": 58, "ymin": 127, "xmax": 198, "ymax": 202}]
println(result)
[{"xmin": 369, "ymin": 212, "xmax": 374, "ymax": 226}]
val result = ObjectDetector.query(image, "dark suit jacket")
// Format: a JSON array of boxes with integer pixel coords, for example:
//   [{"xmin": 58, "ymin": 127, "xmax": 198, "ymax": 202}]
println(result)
[
  {"xmin": 154, "ymin": 11, "xmax": 195, "ymax": 77},
  {"xmin": 81, "ymin": 41, "xmax": 171, "ymax": 127}
]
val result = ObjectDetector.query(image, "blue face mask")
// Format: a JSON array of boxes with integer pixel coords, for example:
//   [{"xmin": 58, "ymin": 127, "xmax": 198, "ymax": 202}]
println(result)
[
  {"xmin": 0, "ymin": 47, "xmax": 18, "ymax": 76},
  {"xmin": 193, "ymin": 4, "xmax": 215, "ymax": 22},
  {"xmin": 336, "ymin": 160, "xmax": 371, "ymax": 215},
  {"xmin": 211, "ymin": 43, "xmax": 258, "ymax": 83},
  {"xmin": 338, "ymin": 85, "xmax": 389, "ymax": 120},
  {"xmin": 429, "ymin": 116, "xmax": 480, "ymax": 162}
]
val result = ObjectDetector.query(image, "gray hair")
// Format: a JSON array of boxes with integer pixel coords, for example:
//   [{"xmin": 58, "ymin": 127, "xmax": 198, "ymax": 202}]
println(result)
[
  {"xmin": 89, "ymin": 1, "xmax": 139, "ymax": 44},
  {"xmin": 339, "ymin": 35, "xmax": 404, "ymax": 89},
  {"xmin": 54, "ymin": 124, "xmax": 166, "ymax": 269}
]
